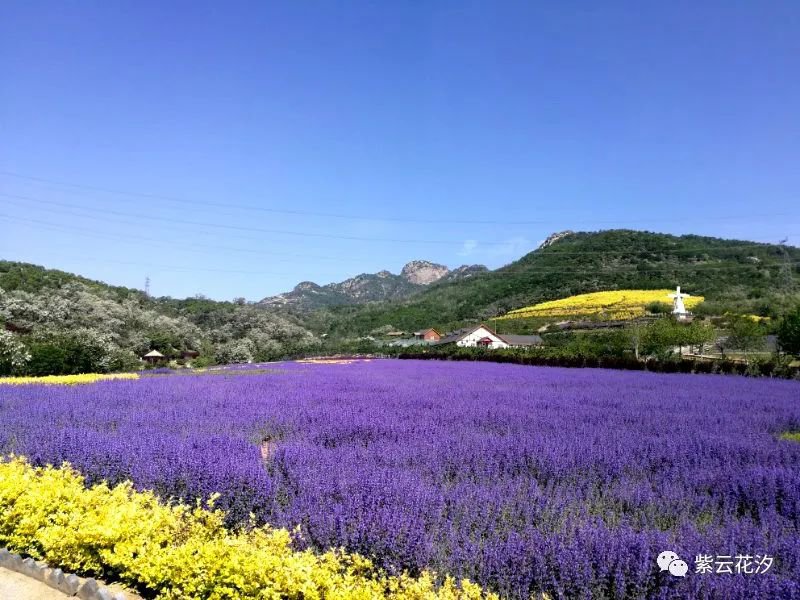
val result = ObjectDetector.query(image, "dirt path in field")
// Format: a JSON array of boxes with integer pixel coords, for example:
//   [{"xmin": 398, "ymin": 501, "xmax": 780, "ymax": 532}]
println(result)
[{"xmin": 0, "ymin": 567, "xmax": 70, "ymax": 599}]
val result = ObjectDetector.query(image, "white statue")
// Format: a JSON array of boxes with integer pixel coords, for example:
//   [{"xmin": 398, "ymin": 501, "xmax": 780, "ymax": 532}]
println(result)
[{"xmin": 668, "ymin": 286, "xmax": 690, "ymax": 316}]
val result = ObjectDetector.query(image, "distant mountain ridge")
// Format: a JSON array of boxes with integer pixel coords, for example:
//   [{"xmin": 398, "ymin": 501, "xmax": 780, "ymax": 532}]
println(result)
[
  {"xmin": 260, "ymin": 260, "xmax": 488, "ymax": 310},
  {"xmin": 317, "ymin": 230, "xmax": 800, "ymax": 336}
]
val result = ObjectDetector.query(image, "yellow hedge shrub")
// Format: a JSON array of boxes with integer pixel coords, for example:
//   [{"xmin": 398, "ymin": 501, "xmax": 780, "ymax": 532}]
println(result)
[
  {"xmin": 0, "ymin": 373, "xmax": 139, "ymax": 386},
  {"xmin": 499, "ymin": 289, "xmax": 704, "ymax": 321},
  {"xmin": 0, "ymin": 458, "xmax": 496, "ymax": 600}
]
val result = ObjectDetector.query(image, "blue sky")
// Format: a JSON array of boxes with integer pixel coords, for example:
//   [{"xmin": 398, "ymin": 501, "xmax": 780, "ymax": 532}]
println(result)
[{"xmin": 1, "ymin": 1, "xmax": 799, "ymax": 300}]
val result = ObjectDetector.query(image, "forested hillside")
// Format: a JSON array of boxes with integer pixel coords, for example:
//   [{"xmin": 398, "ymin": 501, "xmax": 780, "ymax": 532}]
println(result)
[
  {"xmin": 0, "ymin": 261, "xmax": 318, "ymax": 375},
  {"xmin": 314, "ymin": 230, "xmax": 800, "ymax": 336}
]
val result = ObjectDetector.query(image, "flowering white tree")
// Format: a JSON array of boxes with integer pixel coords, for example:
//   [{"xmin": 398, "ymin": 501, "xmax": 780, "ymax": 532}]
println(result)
[
  {"xmin": 0, "ymin": 276, "xmax": 318, "ymax": 373},
  {"xmin": 0, "ymin": 330, "xmax": 31, "ymax": 375},
  {"xmin": 215, "ymin": 339, "xmax": 255, "ymax": 364}
]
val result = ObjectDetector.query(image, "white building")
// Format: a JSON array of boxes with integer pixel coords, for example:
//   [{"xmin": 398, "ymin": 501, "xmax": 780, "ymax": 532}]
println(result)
[{"xmin": 436, "ymin": 324, "xmax": 543, "ymax": 349}]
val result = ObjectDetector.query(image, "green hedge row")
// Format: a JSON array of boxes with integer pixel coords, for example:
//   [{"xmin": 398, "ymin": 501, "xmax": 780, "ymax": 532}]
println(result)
[{"xmin": 395, "ymin": 347, "xmax": 800, "ymax": 379}]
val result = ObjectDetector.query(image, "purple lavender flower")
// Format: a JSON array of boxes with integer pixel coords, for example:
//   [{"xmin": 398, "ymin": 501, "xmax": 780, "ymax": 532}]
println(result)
[{"xmin": 1, "ymin": 360, "xmax": 799, "ymax": 598}]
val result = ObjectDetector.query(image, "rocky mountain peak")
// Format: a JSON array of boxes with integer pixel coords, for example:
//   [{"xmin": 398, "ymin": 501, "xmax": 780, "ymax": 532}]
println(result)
[
  {"xmin": 261, "ymin": 259, "xmax": 484, "ymax": 310},
  {"xmin": 538, "ymin": 230, "xmax": 574, "ymax": 250},
  {"xmin": 447, "ymin": 264, "xmax": 489, "ymax": 279},
  {"xmin": 400, "ymin": 260, "xmax": 450, "ymax": 285},
  {"xmin": 294, "ymin": 281, "xmax": 321, "ymax": 292}
]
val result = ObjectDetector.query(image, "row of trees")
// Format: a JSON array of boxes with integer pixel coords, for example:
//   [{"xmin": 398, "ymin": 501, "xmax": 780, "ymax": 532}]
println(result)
[
  {"xmin": 538, "ymin": 317, "xmax": 766, "ymax": 361},
  {"xmin": 395, "ymin": 346, "xmax": 799, "ymax": 379},
  {"xmin": 505, "ymin": 306, "xmax": 800, "ymax": 364},
  {"xmin": 387, "ymin": 309, "xmax": 800, "ymax": 379}
]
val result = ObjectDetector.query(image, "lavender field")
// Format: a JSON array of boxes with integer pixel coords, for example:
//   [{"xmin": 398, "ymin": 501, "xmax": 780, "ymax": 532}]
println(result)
[{"xmin": 2, "ymin": 360, "xmax": 799, "ymax": 599}]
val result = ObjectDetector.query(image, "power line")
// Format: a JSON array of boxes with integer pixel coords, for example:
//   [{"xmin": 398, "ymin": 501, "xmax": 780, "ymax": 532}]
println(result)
[
  {"xmin": 0, "ymin": 251, "xmax": 341, "ymax": 278},
  {"xmin": 2, "ymin": 170, "xmax": 548, "ymax": 225},
  {"xmin": 4, "ymin": 194, "xmax": 797, "ymax": 257},
  {"xmin": 0, "ymin": 192, "xmax": 515, "ymax": 246},
  {"xmin": 498, "ymin": 262, "xmax": 800, "ymax": 274},
  {"xmin": 1, "ymin": 169, "xmax": 796, "ymax": 226},
  {"xmin": 533, "ymin": 243, "xmax": 799, "ymax": 255},
  {"xmin": 4, "ymin": 243, "xmax": 796, "ymax": 279},
  {"xmin": 4, "ymin": 214, "xmax": 798, "ymax": 279},
  {"xmin": 6, "ymin": 212, "xmax": 798, "ymax": 273},
  {"xmin": 0, "ymin": 213, "xmax": 367, "ymax": 264},
  {"xmin": 5, "ymin": 212, "xmax": 793, "ymax": 279}
]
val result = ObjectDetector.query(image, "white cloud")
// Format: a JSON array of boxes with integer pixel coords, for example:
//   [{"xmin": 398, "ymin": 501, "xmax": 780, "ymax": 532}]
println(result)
[
  {"xmin": 458, "ymin": 239, "xmax": 479, "ymax": 256},
  {"xmin": 486, "ymin": 236, "xmax": 532, "ymax": 258}
]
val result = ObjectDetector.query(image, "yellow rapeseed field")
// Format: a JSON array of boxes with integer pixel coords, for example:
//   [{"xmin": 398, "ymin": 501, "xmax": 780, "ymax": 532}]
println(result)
[
  {"xmin": 499, "ymin": 289, "xmax": 704, "ymax": 321},
  {"xmin": 0, "ymin": 373, "xmax": 139, "ymax": 386}
]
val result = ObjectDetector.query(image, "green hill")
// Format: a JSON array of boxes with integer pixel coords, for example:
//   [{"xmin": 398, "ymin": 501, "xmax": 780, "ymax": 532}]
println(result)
[
  {"xmin": 315, "ymin": 230, "xmax": 800, "ymax": 336},
  {"xmin": 0, "ymin": 261, "xmax": 145, "ymax": 299},
  {"xmin": 0, "ymin": 261, "xmax": 318, "ymax": 375}
]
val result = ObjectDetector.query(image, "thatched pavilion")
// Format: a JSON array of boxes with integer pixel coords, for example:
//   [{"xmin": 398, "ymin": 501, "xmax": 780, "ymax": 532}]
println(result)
[{"xmin": 142, "ymin": 350, "xmax": 165, "ymax": 364}]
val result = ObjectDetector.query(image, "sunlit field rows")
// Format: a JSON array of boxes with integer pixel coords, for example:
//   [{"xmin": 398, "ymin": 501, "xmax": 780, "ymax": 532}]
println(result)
[
  {"xmin": 500, "ymin": 289, "xmax": 705, "ymax": 321},
  {"xmin": 1, "ymin": 360, "xmax": 798, "ymax": 598}
]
